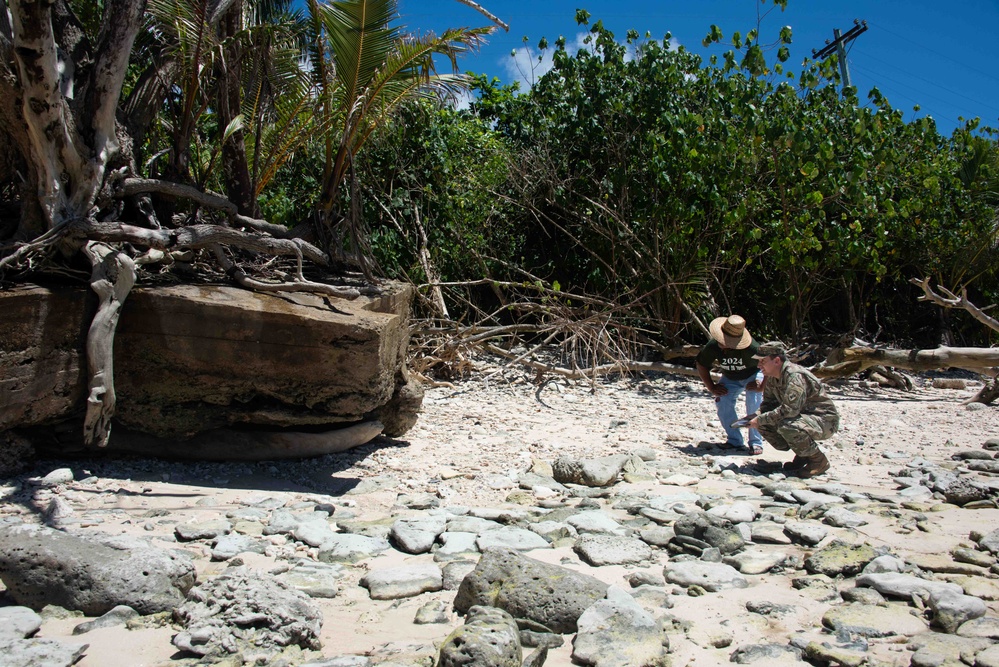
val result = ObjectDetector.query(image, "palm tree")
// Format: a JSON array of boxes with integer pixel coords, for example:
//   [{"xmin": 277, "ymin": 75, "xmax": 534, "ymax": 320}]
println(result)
[
  {"xmin": 302, "ymin": 0, "xmax": 494, "ymax": 272},
  {"xmin": 140, "ymin": 0, "xmax": 309, "ymax": 216}
]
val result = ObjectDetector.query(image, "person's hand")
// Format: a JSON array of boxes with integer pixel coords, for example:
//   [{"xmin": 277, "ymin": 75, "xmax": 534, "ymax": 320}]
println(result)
[
  {"xmin": 708, "ymin": 382, "xmax": 728, "ymax": 397},
  {"xmin": 746, "ymin": 380, "xmax": 761, "ymax": 392},
  {"xmin": 748, "ymin": 417, "xmax": 759, "ymax": 430}
]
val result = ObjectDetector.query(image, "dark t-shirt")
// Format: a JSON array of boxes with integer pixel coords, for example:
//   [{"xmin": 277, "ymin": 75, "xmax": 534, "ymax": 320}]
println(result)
[{"xmin": 695, "ymin": 339, "xmax": 760, "ymax": 381}]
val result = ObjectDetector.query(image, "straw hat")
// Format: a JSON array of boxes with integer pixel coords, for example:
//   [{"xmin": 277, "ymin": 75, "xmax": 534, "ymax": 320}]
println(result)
[{"xmin": 708, "ymin": 315, "xmax": 753, "ymax": 350}]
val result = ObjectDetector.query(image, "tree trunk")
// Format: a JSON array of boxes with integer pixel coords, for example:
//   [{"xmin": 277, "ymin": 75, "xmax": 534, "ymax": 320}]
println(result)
[
  {"xmin": 216, "ymin": 2, "xmax": 257, "ymax": 217},
  {"xmin": 814, "ymin": 345, "xmax": 999, "ymax": 379},
  {"xmin": 9, "ymin": 0, "xmax": 145, "ymax": 233}
]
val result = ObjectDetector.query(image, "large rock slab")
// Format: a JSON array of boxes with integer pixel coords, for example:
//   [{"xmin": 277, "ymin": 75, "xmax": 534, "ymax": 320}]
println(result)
[
  {"xmin": 663, "ymin": 562, "xmax": 749, "ymax": 592},
  {"xmin": 454, "ymin": 548, "xmax": 609, "ymax": 633},
  {"xmin": 822, "ymin": 603, "xmax": 928, "ymax": 637},
  {"xmin": 360, "ymin": 563, "xmax": 443, "ymax": 600},
  {"xmin": 0, "ymin": 283, "xmax": 422, "ymax": 453},
  {"xmin": 0, "ymin": 524, "xmax": 195, "ymax": 615},
  {"xmin": 856, "ymin": 572, "xmax": 965, "ymax": 600}
]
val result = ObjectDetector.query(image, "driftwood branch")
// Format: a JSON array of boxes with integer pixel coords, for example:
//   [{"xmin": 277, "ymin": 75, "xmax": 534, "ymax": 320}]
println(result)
[
  {"xmin": 909, "ymin": 276, "xmax": 999, "ymax": 404},
  {"xmin": 120, "ymin": 177, "xmax": 238, "ymax": 216},
  {"xmin": 235, "ymin": 214, "xmax": 293, "ymax": 237},
  {"xmin": 85, "ymin": 220, "xmax": 339, "ymax": 277},
  {"xmin": 911, "ymin": 276, "xmax": 999, "ymax": 334},
  {"xmin": 81, "ymin": 242, "xmax": 136, "ymax": 447},
  {"xmin": 813, "ymin": 345, "xmax": 999, "ymax": 379}
]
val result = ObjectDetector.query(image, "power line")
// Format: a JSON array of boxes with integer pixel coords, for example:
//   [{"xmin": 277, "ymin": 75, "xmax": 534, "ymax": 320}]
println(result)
[
  {"xmin": 850, "ymin": 62, "xmax": 996, "ymax": 128},
  {"xmin": 864, "ymin": 20, "xmax": 999, "ymax": 86},
  {"xmin": 851, "ymin": 48, "xmax": 988, "ymax": 110}
]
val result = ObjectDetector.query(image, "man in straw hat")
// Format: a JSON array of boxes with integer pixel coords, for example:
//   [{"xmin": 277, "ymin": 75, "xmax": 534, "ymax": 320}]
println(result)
[
  {"xmin": 695, "ymin": 315, "xmax": 764, "ymax": 454},
  {"xmin": 746, "ymin": 341, "xmax": 840, "ymax": 478}
]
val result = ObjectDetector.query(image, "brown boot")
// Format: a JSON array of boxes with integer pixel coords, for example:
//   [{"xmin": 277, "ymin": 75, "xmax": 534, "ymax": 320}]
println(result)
[
  {"xmin": 782, "ymin": 455, "xmax": 810, "ymax": 473},
  {"xmin": 786, "ymin": 451, "xmax": 830, "ymax": 478}
]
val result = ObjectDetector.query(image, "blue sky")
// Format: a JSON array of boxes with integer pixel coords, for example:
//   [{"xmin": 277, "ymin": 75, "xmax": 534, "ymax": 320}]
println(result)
[{"xmin": 394, "ymin": 0, "xmax": 999, "ymax": 136}]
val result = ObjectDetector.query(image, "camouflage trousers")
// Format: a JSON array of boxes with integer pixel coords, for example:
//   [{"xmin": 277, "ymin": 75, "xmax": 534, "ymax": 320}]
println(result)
[{"xmin": 758, "ymin": 413, "xmax": 839, "ymax": 457}]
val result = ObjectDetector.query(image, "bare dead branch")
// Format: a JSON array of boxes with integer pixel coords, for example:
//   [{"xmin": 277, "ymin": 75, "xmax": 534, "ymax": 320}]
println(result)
[
  {"xmin": 85, "ymin": 220, "xmax": 335, "ymax": 273},
  {"xmin": 482, "ymin": 343, "xmax": 698, "ymax": 379},
  {"xmin": 911, "ymin": 276, "xmax": 999, "ymax": 334},
  {"xmin": 453, "ymin": 0, "xmax": 509, "ymax": 31},
  {"xmin": 120, "ymin": 177, "xmax": 239, "ymax": 216},
  {"xmin": 814, "ymin": 345, "xmax": 999, "ymax": 379},
  {"xmin": 235, "ymin": 214, "xmax": 293, "ymax": 237}
]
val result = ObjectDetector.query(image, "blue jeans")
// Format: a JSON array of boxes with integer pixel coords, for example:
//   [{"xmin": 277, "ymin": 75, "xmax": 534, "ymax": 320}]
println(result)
[{"xmin": 716, "ymin": 373, "xmax": 763, "ymax": 448}]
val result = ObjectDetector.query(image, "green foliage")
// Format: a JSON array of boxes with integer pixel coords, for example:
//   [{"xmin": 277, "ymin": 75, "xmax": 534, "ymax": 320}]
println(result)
[
  {"xmin": 119, "ymin": 0, "xmax": 997, "ymax": 346},
  {"xmin": 353, "ymin": 99, "xmax": 523, "ymax": 296},
  {"xmin": 305, "ymin": 0, "xmax": 494, "ymax": 221},
  {"xmin": 465, "ymin": 12, "xmax": 999, "ymax": 345}
]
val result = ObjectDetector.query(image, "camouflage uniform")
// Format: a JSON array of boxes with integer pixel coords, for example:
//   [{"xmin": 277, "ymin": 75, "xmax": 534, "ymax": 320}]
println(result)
[{"xmin": 757, "ymin": 361, "xmax": 839, "ymax": 457}]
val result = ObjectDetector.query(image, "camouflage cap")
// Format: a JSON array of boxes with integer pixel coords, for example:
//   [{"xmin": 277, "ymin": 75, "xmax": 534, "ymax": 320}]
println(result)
[{"xmin": 752, "ymin": 341, "xmax": 787, "ymax": 359}]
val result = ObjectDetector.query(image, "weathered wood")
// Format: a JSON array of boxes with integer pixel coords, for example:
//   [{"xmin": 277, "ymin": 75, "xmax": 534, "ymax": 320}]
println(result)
[
  {"xmin": 82, "ymin": 243, "xmax": 136, "ymax": 447},
  {"xmin": 911, "ymin": 277, "xmax": 999, "ymax": 334},
  {"xmin": 86, "ymin": 221, "xmax": 341, "ymax": 282},
  {"xmin": 814, "ymin": 346, "xmax": 999, "ymax": 379},
  {"xmin": 969, "ymin": 378, "xmax": 999, "ymax": 405},
  {"xmin": 454, "ymin": 0, "xmax": 509, "ymax": 31}
]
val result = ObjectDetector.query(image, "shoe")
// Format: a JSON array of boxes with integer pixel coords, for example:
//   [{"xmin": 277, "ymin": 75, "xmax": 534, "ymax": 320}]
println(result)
[{"xmin": 785, "ymin": 451, "xmax": 830, "ymax": 478}]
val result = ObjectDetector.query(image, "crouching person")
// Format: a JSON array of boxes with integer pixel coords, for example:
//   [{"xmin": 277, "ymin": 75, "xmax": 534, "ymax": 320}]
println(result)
[{"xmin": 747, "ymin": 342, "xmax": 839, "ymax": 478}]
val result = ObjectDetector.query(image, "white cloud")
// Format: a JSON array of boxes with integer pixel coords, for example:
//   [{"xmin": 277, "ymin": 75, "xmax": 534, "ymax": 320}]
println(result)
[
  {"xmin": 500, "ymin": 32, "xmax": 681, "ymax": 91},
  {"xmin": 500, "ymin": 32, "xmax": 593, "ymax": 90}
]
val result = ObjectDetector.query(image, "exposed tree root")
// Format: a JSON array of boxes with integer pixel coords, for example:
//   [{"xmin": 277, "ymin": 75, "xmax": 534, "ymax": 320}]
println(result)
[{"xmin": 82, "ymin": 242, "xmax": 136, "ymax": 447}]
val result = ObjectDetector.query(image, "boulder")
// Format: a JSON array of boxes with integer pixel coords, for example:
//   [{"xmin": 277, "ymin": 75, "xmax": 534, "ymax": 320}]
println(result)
[
  {"xmin": 0, "ymin": 283, "xmax": 422, "ymax": 458},
  {"xmin": 672, "ymin": 510, "xmax": 745, "ymax": 555},
  {"xmin": 804, "ymin": 542, "xmax": 878, "ymax": 577},
  {"xmin": 454, "ymin": 548, "xmax": 609, "ymax": 634},
  {"xmin": 0, "ymin": 524, "xmax": 195, "ymax": 615},
  {"xmin": 173, "ymin": 571, "xmax": 322, "ymax": 657}
]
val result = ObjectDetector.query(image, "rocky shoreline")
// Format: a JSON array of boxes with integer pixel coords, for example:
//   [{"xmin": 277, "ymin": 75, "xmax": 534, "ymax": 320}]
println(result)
[{"xmin": 1, "ymin": 371, "xmax": 998, "ymax": 666}]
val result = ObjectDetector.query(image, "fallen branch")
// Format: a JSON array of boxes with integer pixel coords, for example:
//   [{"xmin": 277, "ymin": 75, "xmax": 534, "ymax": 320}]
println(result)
[
  {"xmin": 482, "ymin": 343, "xmax": 698, "ymax": 380},
  {"xmin": 911, "ymin": 276, "xmax": 999, "ymax": 333},
  {"xmin": 813, "ymin": 345, "xmax": 999, "ymax": 379},
  {"xmin": 120, "ymin": 178, "xmax": 238, "ymax": 216},
  {"xmin": 209, "ymin": 244, "xmax": 358, "ymax": 300},
  {"xmin": 85, "ymin": 220, "xmax": 342, "ymax": 282}
]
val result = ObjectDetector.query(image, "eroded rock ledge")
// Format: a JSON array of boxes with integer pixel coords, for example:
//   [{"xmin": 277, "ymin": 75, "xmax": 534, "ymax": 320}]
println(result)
[{"xmin": 0, "ymin": 282, "xmax": 422, "ymax": 458}]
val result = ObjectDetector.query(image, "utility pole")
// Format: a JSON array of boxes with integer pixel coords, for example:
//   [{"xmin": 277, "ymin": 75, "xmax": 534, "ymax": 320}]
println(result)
[{"xmin": 812, "ymin": 19, "xmax": 868, "ymax": 91}]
